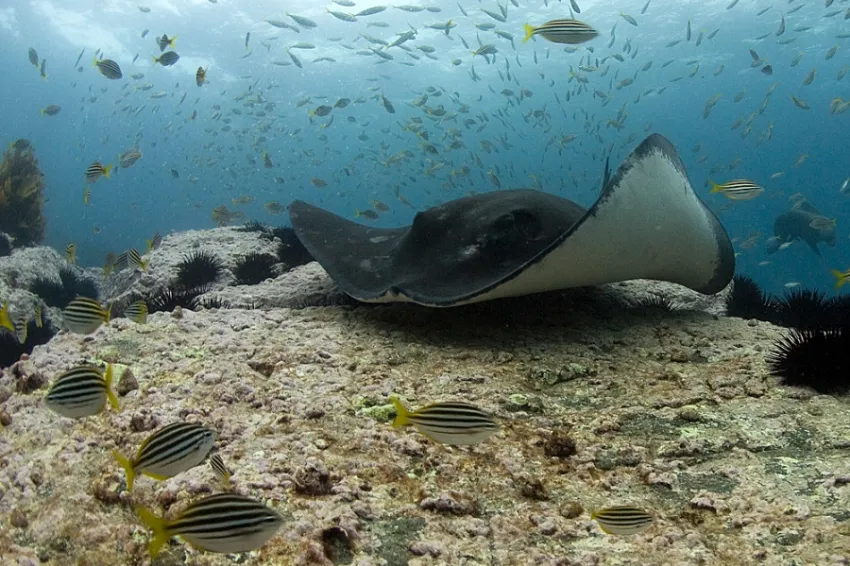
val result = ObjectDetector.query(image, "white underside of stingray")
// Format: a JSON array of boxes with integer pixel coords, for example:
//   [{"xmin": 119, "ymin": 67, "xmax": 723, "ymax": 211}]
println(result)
[{"xmin": 364, "ymin": 139, "xmax": 731, "ymax": 307}]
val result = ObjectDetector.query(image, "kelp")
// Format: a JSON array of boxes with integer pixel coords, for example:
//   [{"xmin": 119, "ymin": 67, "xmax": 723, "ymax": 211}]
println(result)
[{"xmin": 0, "ymin": 139, "xmax": 46, "ymax": 246}]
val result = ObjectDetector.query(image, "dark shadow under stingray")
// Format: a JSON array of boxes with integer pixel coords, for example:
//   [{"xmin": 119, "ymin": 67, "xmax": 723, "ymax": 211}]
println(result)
[{"xmin": 308, "ymin": 286, "xmax": 710, "ymax": 353}]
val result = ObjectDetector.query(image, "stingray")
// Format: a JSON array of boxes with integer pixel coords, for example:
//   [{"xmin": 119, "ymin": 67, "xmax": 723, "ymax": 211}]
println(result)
[{"xmin": 289, "ymin": 133, "xmax": 735, "ymax": 307}]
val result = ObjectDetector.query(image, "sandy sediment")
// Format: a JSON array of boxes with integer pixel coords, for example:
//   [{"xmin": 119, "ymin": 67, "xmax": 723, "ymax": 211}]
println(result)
[{"xmin": 1, "ymin": 236, "xmax": 849, "ymax": 566}]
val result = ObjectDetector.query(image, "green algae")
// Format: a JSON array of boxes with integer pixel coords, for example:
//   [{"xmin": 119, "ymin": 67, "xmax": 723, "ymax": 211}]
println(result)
[
  {"xmin": 358, "ymin": 403, "xmax": 396, "ymax": 423},
  {"xmin": 98, "ymin": 345, "xmax": 122, "ymax": 363},
  {"xmin": 370, "ymin": 517, "xmax": 426, "ymax": 566},
  {"xmin": 677, "ymin": 472, "xmax": 739, "ymax": 495},
  {"xmin": 780, "ymin": 427, "xmax": 814, "ymax": 451},
  {"xmin": 322, "ymin": 527, "xmax": 355, "ymax": 565},
  {"xmin": 181, "ymin": 347, "xmax": 206, "ymax": 359},
  {"xmin": 526, "ymin": 362, "xmax": 593, "ymax": 387},
  {"xmin": 104, "ymin": 338, "xmax": 142, "ymax": 360},
  {"xmin": 619, "ymin": 413, "xmax": 688, "ymax": 438}
]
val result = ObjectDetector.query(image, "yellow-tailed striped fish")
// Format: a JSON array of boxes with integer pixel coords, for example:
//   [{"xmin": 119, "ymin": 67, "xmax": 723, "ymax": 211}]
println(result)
[
  {"xmin": 45, "ymin": 364, "xmax": 119, "ymax": 419},
  {"xmin": 34, "ymin": 304, "xmax": 43, "ymax": 328},
  {"xmin": 93, "ymin": 57, "xmax": 122, "ymax": 79},
  {"xmin": 0, "ymin": 300, "xmax": 14, "ymax": 333},
  {"xmin": 62, "ymin": 296, "xmax": 110, "ymax": 334},
  {"xmin": 709, "ymin": 179, "xmax": 764, "ymax": 200},
  {"xmin": 523, "ymin": 19, "xmax": 599, "ymax": 44},
  {"xmin": 118, "ymin": 148, "xmax": 142, "ymax": 168},
  {"xmin": 14, "ymin": 317, "xmax": 28, "ymax": 344},
  {"xmin": 122, "ymin": 300, "xmax": 148, "ymax": 324},
  {"xmin": 135, "ymin": 493, "xmax": 284, "ymax": 557},
  {"xmin": 157, "ymin": 34, "xmax": 177, "ymax": 52},
  {"xmin": 809, "ymin": 216, "xmax": 836, "ymax": 230},
  {"xmin": 591, "ymin": 505, "xmax": 655, "ymax": 535},
  {"xmin": 65, "ymin": 242, "xmax": 76, "ymax": 264},
  {"xmin": 113, "ymin": 422, "xmax": 216, "ymax": 491},
  {"xmin": 128, "ymin": 248, "xmax": 148, "ymax": 271},
  {"xmin": 83, "ymin": 186, "xmax": 91, "ymax": 206},
  {"xmin": 116, "ymin": 248, "xmax": 148, "ymax": 271},
  {"xmin": 196, "ymin": 66, "xmax": 208, "ymax": 86},
  {"xmin": 390, "ymin": 397, "xmax": 500, "ymax": 445},
  {"xmin": 831, "ymin": 267, "xmax": 850, "ymax": 289},
  {"xmin": 103, "ymin": 252, "xmax": 117, "ymax": 277},
  {"xmin": 85, "ymin": 162, "xmax": 113, "ymax": 183},
  {"xmin": 209, "ymin": 453, "xmax": 232, "ymax": 488},
  {"xmin": 152, "ymin": 51, "xmax": 180, "ymax": 66},
  {"xmin": 145, "ymin": 232, "xmax": 162, "ymax": 252}
]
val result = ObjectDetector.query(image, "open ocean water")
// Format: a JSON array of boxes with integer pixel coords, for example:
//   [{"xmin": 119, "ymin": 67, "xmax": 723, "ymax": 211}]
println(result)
[{"xmin": 0, "ymin": 0, "xmax": 848, "ymax": 294}]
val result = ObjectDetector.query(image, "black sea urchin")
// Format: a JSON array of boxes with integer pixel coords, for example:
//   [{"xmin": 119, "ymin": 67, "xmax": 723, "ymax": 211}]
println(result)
[
  {"xmin": 725, "ymin": 275, "xmax": 777, "ymax": 322},
  {"xmin": 636, "ymin": 295, "xmax": 679, "ymax": 311},
  {"xmin": 233, "ymin": 252, "xmax": 277, "ymax": 285},
  {"xmin": 147, "ymin": 284, "xmax": 210, "ymax": 313},
  {"xmin": 197, "ymin": 295, "xmax": 232, "ymax": 309},
  {"xmin": 175, "ymin": 250, "xmax": 223, "ymax": 289},
  {"xmin": 235, "ymin": 220, "xmax": 268, "ymax": 233},
  {"xmin": 775, "ymin": 289, "xmax": 830, "ymax": 330},
  {"xmin": 767, "ymin": 328, "xmax": 850, "ymax": 395},
  {"xmin": 29, "ymin": 266, "xmax": 99, "ymax": 309},
  {"xmin": 0, "ymin": 318, "xmax": 57, "ymax": 369},
  {"xmin": 269, "ymin": 226, "xmax": 314, "ymax": 270},
  {"xmin": 0, "ymin": 233, "xmax": 11, "ymax": 257},
  {"xmin": 824, "ymin": 294, "xmax": 850, "ymax": 329}
]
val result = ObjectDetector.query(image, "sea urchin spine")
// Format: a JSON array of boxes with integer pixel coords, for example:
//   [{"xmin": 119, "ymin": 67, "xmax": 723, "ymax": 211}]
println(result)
[
  {"xmin": 233, "ymin": 252, "xmax": 277, "ymax": 285},
  {"xmin": 766, "ymin": 328, "xmax": 850, "ymax": 395},
  {"xmin": 725, "ymin": 275, "xmax": 777, "ymax": 323},
  {"xmin": 175, "ymin": 250, "xmax": 224, "ymax": 289}
]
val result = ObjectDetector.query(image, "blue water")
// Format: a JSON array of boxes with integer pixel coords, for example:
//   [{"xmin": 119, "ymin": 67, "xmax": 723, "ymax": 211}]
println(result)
[{"xmin": 1, "ymin": 0, "xmax": 848, "ymax": 297}]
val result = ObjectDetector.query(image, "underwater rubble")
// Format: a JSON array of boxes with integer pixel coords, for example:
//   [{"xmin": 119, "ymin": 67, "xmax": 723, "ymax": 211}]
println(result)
[{"xmin": 0, "ymin": 228, "xmax": 848, "ymax": 565}]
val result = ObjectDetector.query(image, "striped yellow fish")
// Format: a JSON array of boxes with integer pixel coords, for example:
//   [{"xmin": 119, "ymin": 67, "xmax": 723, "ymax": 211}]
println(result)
[
  {"xmin": 591, "ymin": 505, "xmax": 654, "ymax": 535},
  {"xmin": 709, "ymin": 179, "xmax": 765, "ymax": 200},
  {"xmin": 45, "ymin": 364, "xmax": 119, "ymax": 419},
  {"xmin": 63, "ymin": 296, "xmax": 110, "ymax": 334},
  {"xmin": 391, "ymin": 397, "xmax": 500, "ymax": 445},
  {"xmin": 85, "ymin": 161, "xmax": 113, "ymax": 183},
  {"xmin": 113, "ymin": 422, "xmax": 216, "ymax": 491},
  {"xmin": 209, "ymin": 453, "xmax": 232, "ymax": 488},
  {"xmin": 0, "ymin": 300, "xmax": 14, "ymax": 333},
  {"xmin": 135, "ymin": 493, "xmax": 283, "ymax": 557},
  {"xmin": 523, "ymin": 19, "xmax": 599, "ymax": 45},
  {"xmin": 830, "ymin": 267, "xmax": 850, "ymax": 289}
]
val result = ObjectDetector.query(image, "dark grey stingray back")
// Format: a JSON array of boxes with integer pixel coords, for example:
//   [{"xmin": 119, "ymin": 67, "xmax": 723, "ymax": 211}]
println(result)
[{"xmin": 289, "ymin": 190, "xmax": 587, "ymax": 304}]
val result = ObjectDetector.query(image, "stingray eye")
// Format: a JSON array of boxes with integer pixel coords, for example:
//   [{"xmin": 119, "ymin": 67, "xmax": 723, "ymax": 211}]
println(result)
[
  {"xmin": 492, "ymin": 213, "xmax": 515, "ymax": 234},
  {"xmin": 512, "ymin": 209, "xmax": 542, "ymax": 240}
]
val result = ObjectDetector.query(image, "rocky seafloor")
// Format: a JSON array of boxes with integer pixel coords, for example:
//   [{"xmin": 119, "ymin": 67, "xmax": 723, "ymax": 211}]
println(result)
[{"xmin": 1, "ymin": 228, "xmax": 849, "ymax": 566}]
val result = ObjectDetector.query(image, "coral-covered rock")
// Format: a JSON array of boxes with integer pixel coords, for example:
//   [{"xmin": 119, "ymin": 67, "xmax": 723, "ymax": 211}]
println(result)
[{"xmin": 0, "ymin": 140, "xmax": 45, "ymax": 247}]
